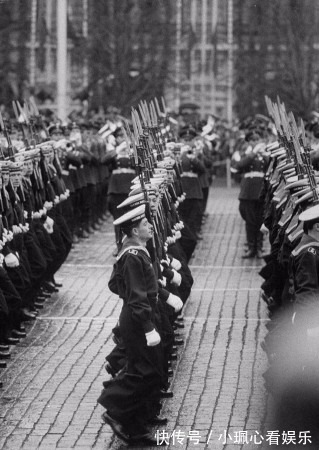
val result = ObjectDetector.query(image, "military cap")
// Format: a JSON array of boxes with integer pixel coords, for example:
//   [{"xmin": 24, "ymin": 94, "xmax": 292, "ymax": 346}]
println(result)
[
  {"xmin": 299, "ymin": 203, "xmax": 319, "ymax": 222},
  {"xmin": 0, "ymin": 160, "xmax": 11, "ymax": 172},
  {"xmin": 130, "ymin": 183, "xmax": 158, "ymax": 197},
  {"xmin": 117, "ymin": 193, "xmax": 145, "ymax": 209},
  {"xmin": 38, "ymin": 142, "xmax": 53, "ymax": 156},
  {"xmin": 48, "ymin": 122, "xmax": 64, "ymax": 135},
  {"xmin": 113, "ymin": 204, "xmax": 146, "ymax": 227},
  {"xmin": 8, "ymin": 161, "xmax": 23, "ymax": 173},
  {"xmin": 245, "ymin": 129, "xmax": 263, "ymax": 142},
  {"xmin": 179, "ymin": 126, "xmax": 197, "ymax": 140}
]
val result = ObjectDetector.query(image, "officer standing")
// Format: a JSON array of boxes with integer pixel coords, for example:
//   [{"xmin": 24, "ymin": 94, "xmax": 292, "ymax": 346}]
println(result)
[{"xmin": 232, "ymin": 129, "xmax": 268, "ymax": 258}]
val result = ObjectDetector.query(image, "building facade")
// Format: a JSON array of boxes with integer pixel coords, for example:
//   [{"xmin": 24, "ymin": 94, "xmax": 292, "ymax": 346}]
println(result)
[{"xmin": 165, "ymin": 0, "xmax": 231, "ymax": 120}]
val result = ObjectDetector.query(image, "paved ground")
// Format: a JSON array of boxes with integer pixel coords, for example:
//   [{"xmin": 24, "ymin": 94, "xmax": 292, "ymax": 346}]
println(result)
[{"xmin": 0, "ymin": 185, "xmax": 274, "ymax": 449}]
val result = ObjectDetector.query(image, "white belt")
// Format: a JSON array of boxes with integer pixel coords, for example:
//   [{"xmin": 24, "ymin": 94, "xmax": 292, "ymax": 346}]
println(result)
[
  {"xmin": 112, "ymin": 168, "xmax": 135, "ymax": 174},
  {"xmin": 181, "ymin": 172, "xmax": 198, "ymax": 178},
  {"xmin": 244, "ymin": 171, "xmax": 264, "ymax": 178}
]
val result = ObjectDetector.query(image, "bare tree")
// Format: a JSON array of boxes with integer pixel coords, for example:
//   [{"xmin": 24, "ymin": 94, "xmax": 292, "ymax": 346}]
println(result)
[
  {"xmin": 234, "ymin": 0, "xmax": 319, "ymax": 119},
  {"xmin": 0, "ymin": 0, "xmax": 30, "ymax": 108},
  {"xmin": 87, "ymin": 0, "xmax": 174, "ymax": 115}
]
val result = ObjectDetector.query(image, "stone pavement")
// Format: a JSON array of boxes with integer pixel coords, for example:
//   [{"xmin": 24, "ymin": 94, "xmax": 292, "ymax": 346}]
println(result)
[{"xmin": 0, "ymin": 185, "xmax": 273, "ymax": 450}]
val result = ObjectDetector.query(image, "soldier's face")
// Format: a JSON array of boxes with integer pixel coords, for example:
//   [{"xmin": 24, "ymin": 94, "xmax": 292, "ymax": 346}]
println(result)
[
  {"xmin": 135, "ymin": 218, "xmax": 153, "ymax": 242},
  {"xmin": 149, "ymin": 194, "xmax": 159, "ymax": 214},
  {"xmin": 26, "ymin": 160, "xmax": 33, "ymax": 175},
  {"xmin": 167, "ymin": 169, "xmax": 174, "ymax": 183},
  {"xmin": 24, "ymin": 160, "xmax": 33, "ymax": 176},
  {"xmin": 116, "ymin": 133, "xmax": 125, "ymax": 145},
  {"xmin": 2, "ymin": 172, "xmax": 9, "ymax": 186},
  {"xmin": 10, "ymin": 172, "xmax": 21, "ymax": 188}
]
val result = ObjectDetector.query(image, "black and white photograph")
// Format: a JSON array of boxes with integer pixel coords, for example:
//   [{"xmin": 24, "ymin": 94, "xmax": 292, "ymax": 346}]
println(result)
[{"xmin": 1, "ymin": 1, "xmax": 319, "ymax": 449}]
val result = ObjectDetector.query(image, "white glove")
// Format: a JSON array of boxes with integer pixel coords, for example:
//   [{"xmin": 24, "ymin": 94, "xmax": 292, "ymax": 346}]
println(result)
[
  {"xmin": 158, "ymin": 277, "xmax": 167, "ymax": 287},
  {"xmin": 46, "ymin": 216, "xmax": 54, "ymax": 227},
  {"xmin": 12, "ymin": 225, "xmax": 21, "ymax": 235},
  {"xmin": 175, "ymin": 230, "xmax": 182, "ymax": 240},
  {"xmin": 171, "ymin": 269, "xmax": 182, "ymax": 286},
  {"xmin": 6, "ymin": 231, "xmax": 13, "ymax": 242},
  {"xmin": 175, "ymin": 221, "xmax": 184, "ymax": 230},
  {"xmin": 170, "ymin": 257, "xmax": 182, "ymax": 271},
  {"xmin": 166, "ymin": 293, "xmax": 183, "ymax": 312},
  {"xmin": 260, "ymin": 223, "xmax": 269, "ymax": 235},
  {"xmin": 5, "ymin": 253, "xmax": 19, "ymax": 268},
  {"xmin": 44, "ymin": 216, "xmax": 54, "ymax": 234},
  {"xmin": 32, "ymin": 211, "xmax": 41, "ymax": 219},
  {"xmin": 145, "ymin": 329, "xmax": 161, "ymax": 346},
  {"xmin": 44, "ymin": 202, "xmax": 53, "ymax": 211}
]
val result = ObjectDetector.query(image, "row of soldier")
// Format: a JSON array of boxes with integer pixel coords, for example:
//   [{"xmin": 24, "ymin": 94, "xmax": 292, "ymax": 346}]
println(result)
[
  {"xmin": 233, "ymin": 99, "xmax": 319, "ymax": 440},
  {"xmin": 0, "ymin": 107, "xmax": 124, "ymax": 387},
  {"xmin": 0, "ymin": 100, "xmax": 219, "ymax": 408},
  {"xmin": 96, "ymin": 104, "xmax": 220, "ymax": 446}
]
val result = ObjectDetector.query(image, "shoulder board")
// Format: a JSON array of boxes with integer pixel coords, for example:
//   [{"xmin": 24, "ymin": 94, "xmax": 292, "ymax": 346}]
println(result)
[{"xmin": 292, "ymin": 242, "xmax": 319, "ymax": 257}]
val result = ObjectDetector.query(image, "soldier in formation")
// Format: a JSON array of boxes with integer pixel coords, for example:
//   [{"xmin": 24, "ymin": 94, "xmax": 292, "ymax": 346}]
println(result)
[
  {"xmin": 0, "ymin": 99, "xmax": 220, "ymax": 431},
  {"xmin": 97, "ymin": 103, "xmax": 219, "ymax": 446},
  {"xmin": 251, "ymin": 97, "xmax": 319, "ymax": 440},
  {"xmin": 0, "ymin": 102, "xmax": 112, "ymax": 388}
]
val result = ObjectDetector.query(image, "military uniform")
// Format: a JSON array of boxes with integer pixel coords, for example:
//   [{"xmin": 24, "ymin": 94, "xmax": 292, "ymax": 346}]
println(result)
[
  {"xmin": 233, "ymin": 145, "xmax": 268, "ymax": 257},
  {"xmin": 178, "ymin": 149, "xmax": 205, "ymax": 239},
  {"xmin": 98, "ymin": 211, "xmax": 165, "ymax": 441},
  {"xmin": 289, "ymin": 234, "xmax": 319, "ymax": 327}
]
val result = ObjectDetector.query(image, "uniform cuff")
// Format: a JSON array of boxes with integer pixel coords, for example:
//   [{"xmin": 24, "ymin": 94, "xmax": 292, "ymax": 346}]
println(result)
[{"xmin": 143, "ymin": 320, "xmax": 154, "ymax": 333}]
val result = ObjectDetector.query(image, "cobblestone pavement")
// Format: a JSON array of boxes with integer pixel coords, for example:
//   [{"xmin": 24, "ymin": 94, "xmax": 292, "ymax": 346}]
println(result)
[{"xmin": 0, "ymin": 186, "xmax": 273, "ymax": 450}]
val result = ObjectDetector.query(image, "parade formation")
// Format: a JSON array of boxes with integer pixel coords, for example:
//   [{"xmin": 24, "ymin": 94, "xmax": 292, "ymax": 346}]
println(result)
[
  {"xmin": 0, "ymin": 97, "xmax": 219, "ymax": 446},
  {"xmin": 231, "ymin": 97, "xmax": 319, "ymax": 440},
  {"xmin": 2, "ymin": 89, "xmax": 319, "ymax": 445},
  {"xmin": 2, "ymin": 0, "xmax": 319, "ymax": 447}
]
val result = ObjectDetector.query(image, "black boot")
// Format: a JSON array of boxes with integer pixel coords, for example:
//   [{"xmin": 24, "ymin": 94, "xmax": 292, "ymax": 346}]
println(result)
[{"xmin": 242, "ymin": 245, "xmax": 256, "ymax": 258}]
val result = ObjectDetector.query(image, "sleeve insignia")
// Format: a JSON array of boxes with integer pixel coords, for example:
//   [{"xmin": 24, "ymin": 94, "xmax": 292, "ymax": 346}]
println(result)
[
  {"xmin": 128, "ymin": 249, "xmax": 138, "ymax": 255},
  {"xmin": 308, "ymin": 247, "xmax": 316, "ymax": 255}
]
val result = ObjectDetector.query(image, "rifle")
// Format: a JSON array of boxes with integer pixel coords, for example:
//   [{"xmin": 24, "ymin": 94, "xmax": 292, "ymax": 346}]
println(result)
[
  {"xmin": 12, "ymin": 100, "xmax": 29, "ymax": 147},
  {"xmin": 0, "ymin": 111, "xmax": 14, "ymax": 159},
  {"xmin": 131, "ymin": 109, "xmax": 158, "ymax": 266},
  {"xmin": 29, "ymin": 96, "xmax": 50, "ymax": 140}
]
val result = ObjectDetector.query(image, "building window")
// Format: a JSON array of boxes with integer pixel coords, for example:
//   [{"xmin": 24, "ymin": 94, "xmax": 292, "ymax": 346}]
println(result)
[
  {"xmin": 181, "ymin": 0, "xmax": 191, "ymax": 35},
  {"xmin": 216, "ymin": 106, "xmax": 224, "ymax": 117},
  {"xmin": 181, "ymin": 84, "xmax": 190, "ymax": 93},
  {"xmin": 196, "ymin": 1, "xmax": 202, "ymax": 23},
  {"xmin": 205, "ymin": 50, "xmax": 212, "ymax": 74},
  {"xmin": 195, "ymin": 21, "xmax": 202, "ymax": 36},
  {"xmin": 194, "ymin": 49, "xmax": 201, "ymax": 74}
]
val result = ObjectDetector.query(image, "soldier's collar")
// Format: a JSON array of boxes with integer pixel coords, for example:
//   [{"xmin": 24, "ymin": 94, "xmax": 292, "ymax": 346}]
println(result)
[{"xmin": 116, "ymin": 237, "xmax": 150, "ymax": 260}]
